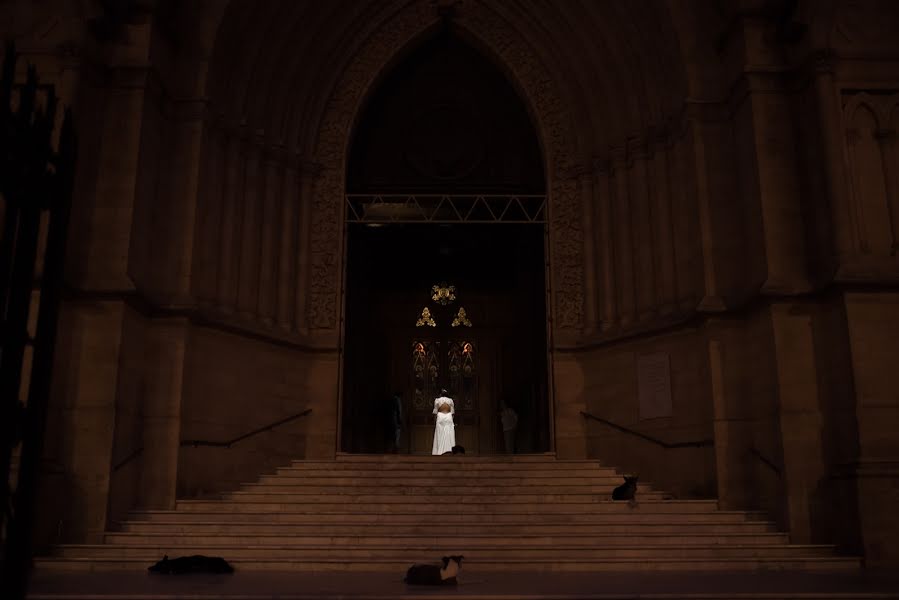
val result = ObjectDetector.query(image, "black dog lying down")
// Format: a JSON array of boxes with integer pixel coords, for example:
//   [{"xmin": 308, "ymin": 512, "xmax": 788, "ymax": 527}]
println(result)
[
  {"xmin": 404, "ymin": 555, "xmax": 464, "ymax": 585},
  {"xmin": 148, "ymin": 554, "xmax": 234, "ymax": 574}
]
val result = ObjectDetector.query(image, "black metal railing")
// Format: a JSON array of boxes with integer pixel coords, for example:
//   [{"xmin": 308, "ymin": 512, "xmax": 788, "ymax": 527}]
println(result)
[
  {"xmin": 580, "ymin": 411, "xmax": 714, "ymax": 449},
  {"xmin": 180, "ymin": 408, "xmax": 312, "ymax": 448},
  {"xmin": 748, "ymin": 446, "xmax": 782, "ymax": 477},
  {"xmin": 111, "ymin": 409, "xmax": 312, "ymax": 473}
]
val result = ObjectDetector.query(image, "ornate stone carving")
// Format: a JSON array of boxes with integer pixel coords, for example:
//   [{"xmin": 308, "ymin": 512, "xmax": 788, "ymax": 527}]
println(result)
[
  {"xmin": 309, "ymin": 0, "xmax": 582, "ymax": 332},
  {"xmin": 458, "ymin": 2, "xmax": 582, "ymax": 332}
]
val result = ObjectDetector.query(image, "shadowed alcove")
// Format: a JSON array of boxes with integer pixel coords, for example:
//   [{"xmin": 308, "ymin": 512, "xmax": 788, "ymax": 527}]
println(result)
[{"xmin": 341, "ymin": 28, "xmax": 549, "ymax": 454}]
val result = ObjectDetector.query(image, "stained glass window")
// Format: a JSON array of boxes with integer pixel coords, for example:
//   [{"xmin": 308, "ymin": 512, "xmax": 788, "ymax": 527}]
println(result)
[
  {"xmin": 415, "ymin": 307, "xmax": 436, "ymax": 327},
  {"xmin": 451, "ymin": 307, "xmax": 472, "ymax": 327},
  {"xmin": 431, "ymin": 283, "xmax": 456, "ymax": 305}
]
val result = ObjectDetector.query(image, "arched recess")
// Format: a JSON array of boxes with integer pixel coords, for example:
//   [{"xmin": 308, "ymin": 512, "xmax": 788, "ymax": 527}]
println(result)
[
  {"xmin": 340, "ymin": 26, "xmax": 550, "ymax": 454},
  {"xmin": 305, "ymin": 0, "xmax": 584, "ymax": 339}
]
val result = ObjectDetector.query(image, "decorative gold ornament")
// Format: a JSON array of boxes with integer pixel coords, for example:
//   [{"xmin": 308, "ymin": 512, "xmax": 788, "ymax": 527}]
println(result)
[
  {"xmin": 415, "ymin": 307, "xmax": 436, "ymax": 327},
  {"xmin": 431, "ymin": 283, "xmax": 456, "ymax": 305},
  {"xmin": 451, "ymin": 307, "xmax": 472, "ymax": 327}
]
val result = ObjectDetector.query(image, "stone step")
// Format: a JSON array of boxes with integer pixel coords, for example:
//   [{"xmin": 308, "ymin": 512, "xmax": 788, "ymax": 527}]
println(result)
[
  {"xmin": 173, "ymin": 499, "xmax": 718, "ymax": 513},
  {"xmin": 118, "ymin": 520, "xmax": 780, "ymax": 535},
  {"xmin": 55, "ymin": 543, "xmax": 838, "ymax": 560},
  {"xmin": 241, "ymin": 483, "xmax": 660, "ymax": 494},
  {"xmin": 223, "ymin": 490, "xmax": 669, "ymax": 501},
  {"xmin": 130, "ymin": 509, "xmax": 762, "ymax": 524},
  {"xmin": 103, "ymin": 532, "xmax": 790, "ymax": 546},
  {"xmin": 276, "ymin": 466, "xmax": 621, "ymax": 476},
  {"xmin": 254, "ymin": 475, "xmax": 647, "ymax": 486},
  {"xmin": 333, "ymin": 453, "xmax": 561, "ymax": 461},
  {"xmin": 34, "ymin": 555, "xmax": 862, "ymax": 573}
]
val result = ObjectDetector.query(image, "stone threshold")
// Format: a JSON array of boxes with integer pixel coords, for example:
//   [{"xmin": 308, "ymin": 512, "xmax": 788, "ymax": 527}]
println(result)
[{"xmin": 26, "ymin": 570, "xmax": 899, "ymax": 600}]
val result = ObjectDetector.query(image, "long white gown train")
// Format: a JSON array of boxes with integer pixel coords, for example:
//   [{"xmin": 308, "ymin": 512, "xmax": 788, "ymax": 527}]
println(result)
[{"xmin": 431, "ymin": 396, "xmax": 455, "ymax": 455}]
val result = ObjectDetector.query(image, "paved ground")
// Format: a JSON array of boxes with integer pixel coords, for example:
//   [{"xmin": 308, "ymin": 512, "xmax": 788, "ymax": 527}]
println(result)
[{"xmin": 25, "ymin": 569, "xmax": 899, "ymax": 599}]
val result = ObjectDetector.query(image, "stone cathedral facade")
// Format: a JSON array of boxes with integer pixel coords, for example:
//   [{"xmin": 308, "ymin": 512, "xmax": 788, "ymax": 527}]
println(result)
[{"xmin": 3, "ymin": 0, "xmax": 899, "ymax": 568}]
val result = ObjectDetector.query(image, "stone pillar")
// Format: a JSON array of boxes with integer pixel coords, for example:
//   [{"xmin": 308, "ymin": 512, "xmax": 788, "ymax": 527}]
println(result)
[
  {"xmin": 294, "ymin": 161, "xmax": 320, "ymax": 335},
  {"xmin": 844, "ymin": 292, "xmax": 899, "ymax": 566},
  {"xmin": 138, "ymin": 318, "xmax": 188, "ymax": 509},
  {"xmin": 814, "ymin": 58, "xmax": 855, "ymax": 265},
  {"xmin": 708, "ymin": 331, "xmax": 752, "ymax": 511},
  {"xmin": 237, "ymin": 139, "xmax": 263, "ymax": 318},
  {"xmin": 552, "ymin": 353, "xmax": 587, "ymax": 459},
  {"xmin": 68, "ymin": 74, "xmax": 144, "ymax": 291},
  {"xmin": 50, "ymin": 302, "xmax": 125, "ymax": 542},
  {"xmin": 611, "ymin": 148, "xmax": 636, "ymax": 326},
  {"xmin": 579, "ymin": 169, "xmax": 598, "ymax": 334},
  {"xmin": 628, "ymin": 139, "xmax": 656, "ymax": 320},
  {"xmin": 594, "ymin": 161, "xmax": 617, "ymax": 330},
  {"xmin": 277, "ymin": 164, "xmax": 300, "ymax": 331},
  {"xmin": 770, "ymin": 303, "xmax": 826, "ymax": 543},
  {"xmin": 217, "ymin": 130, "xmax": 243, "ymax": 313},
  {"xmin": 874, "ymin": 128, "xmax": 899, "ymax": 254},
  {"xmin": 652, "ymin": 140, "xmax": 677, "ymax": 314},
  {"xmin": 740, "ymin": 74, "xmax": 812, "ymax": 294},
  {"xmin": 194, "ymin": 125, "xmax": 223, "ymax": 309},
  {"xmin": 258, "ymin": 149, "xmax": 282, "ymax": 325},
  {"xmin": 689, "ymin": 116, "xmax": 727, "ymax": 312},
  {"xmin": 671, "ymin": 133, "xmax": 699, "ymax": 312}
]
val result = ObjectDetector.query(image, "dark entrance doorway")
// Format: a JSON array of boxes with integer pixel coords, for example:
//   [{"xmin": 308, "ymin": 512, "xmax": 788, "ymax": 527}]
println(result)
[{"xmin": 341, "ymin": 29, "xmax": 549, "ymax": 454}]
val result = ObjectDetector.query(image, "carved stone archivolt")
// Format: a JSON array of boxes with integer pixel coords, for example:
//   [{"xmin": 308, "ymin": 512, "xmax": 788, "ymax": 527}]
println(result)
[{"xmin": 309, "ymin": 0, "xmax": 583, "ymax": 334}]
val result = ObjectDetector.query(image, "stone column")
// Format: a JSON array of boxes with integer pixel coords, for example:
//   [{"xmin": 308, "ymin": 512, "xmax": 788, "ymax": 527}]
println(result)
[
  {"xmin": 671, "ymin": 133, "xmax": 699, "ymax": 312},
  {"xmin": 579, "ymin": 169, "xmax": 598, "ymax": 334},
  {"xmin": 770, "ymin": 303, "xmax": 826, "ymax": 544},
  {"xmin": 552, "ymin": 353, "xmax": 588, "ymax": 459},
  {"xmin": 844, "ymin": 292, "xmax": 899, "ymax": 566},
  {"xmin": 68, "ymin": 71, "xmax": 144, "ymax": 291},
  {"xmin": 628, "ymin": 139, "xmax": 656, "ymax": 320},
  {"xmin": 257, "ymin": 148, "xmax": 282, "ymax": 325},
  {"xmin": 138, "ymin": 318, "xmax": 188, "ymax": 510},
  {"xmin": 611, "ymin": 148, "xmax": 636, "ymax": 327},
  {"xmin": 874, "ymin": 127, "xmax": 899, "ymax": 254},
  {"xmin": 294, "ymin": 161, "xmax": 320, "ymax": 335},
  {"xmin": 237, "ymin": 139, "xmax": 263, "ymax": 318},
  {"xmin": 51, "ymin": 302, "xmax": 125, "ymax": 542},
  {"xmin": 194, "ymin": 125, "xmax": 223, "ymax": 309},
  {"xmin": 741, "ymin": 73, "xmax": 812, "ymax": 294},
  {"xmin": 277, "ymin": 164, "xmax": 300, "ymax": 331},
  {"xmin": 652, "ymin": 140, "xmax": 677, "ymax": 314},
  {"xmin": 688, "ymin": 115, "xmax": 727, "ymax": 312},
  {"xmin": 594, "ymin": 161, "xmax": 617, "ymax": 330},
  {"xmin": 708, "ymin": 331, "xmax": 752, "ymax": 511},
  {"xmin": 217, "ymin": 130, "xmax": 243, "ymax": 313},
  {"xmin": 814, "ymin": 57, "xmax": 856, "ymax": 265}
]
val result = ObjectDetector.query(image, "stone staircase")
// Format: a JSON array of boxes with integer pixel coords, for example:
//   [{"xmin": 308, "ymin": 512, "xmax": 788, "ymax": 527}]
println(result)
[{"xmin": 36, "ymin": 454, "xmax": 860, "ymax": 572}]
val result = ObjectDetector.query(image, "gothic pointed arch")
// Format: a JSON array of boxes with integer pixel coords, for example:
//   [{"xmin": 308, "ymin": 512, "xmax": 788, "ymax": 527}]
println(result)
[{"xmin": 306, "ymin": 0, "xmax": 583, "ymax": 336}]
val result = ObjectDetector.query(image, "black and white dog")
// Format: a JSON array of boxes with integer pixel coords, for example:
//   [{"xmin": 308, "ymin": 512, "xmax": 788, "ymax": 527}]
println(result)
[
  {"xmin": 148, "ymin": 554, "xmax": 234, "ymax": 574},
  {"xmin": 404, "ymin": 555, "xmax": 464, "ymax": 585}
]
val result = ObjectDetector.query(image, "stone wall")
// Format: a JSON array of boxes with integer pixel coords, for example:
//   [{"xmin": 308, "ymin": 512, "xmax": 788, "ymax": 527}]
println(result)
[
  {"xmin": 578, "ymin": 329, "xmax": 716, "ymax": 500},
  {"xmin": 177, "ymin": 325, "xmax": 338, "ymax": 498},
  {"xmin": 844, "ymin": 293, "xmax": 899, "ymax": 566}
]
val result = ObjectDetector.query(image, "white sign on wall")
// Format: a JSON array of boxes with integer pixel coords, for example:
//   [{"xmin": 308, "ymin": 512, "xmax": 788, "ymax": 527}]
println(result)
[{"xmin": 637, "ymin": 352, "xmax": 672, "ymax": 420}]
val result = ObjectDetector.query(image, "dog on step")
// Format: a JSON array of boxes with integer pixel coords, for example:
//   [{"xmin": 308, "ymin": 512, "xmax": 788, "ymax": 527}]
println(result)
[
  {"xmin": 148, "ymin": 554, "xmax": 234, "ymax": 574},
  {"xmin": 404, "ymin": 555, "xmax": 464, "ymax": 585},
  {"xmin": 611, "ymin": 475, "xmax": 639, "ymax": 508}
]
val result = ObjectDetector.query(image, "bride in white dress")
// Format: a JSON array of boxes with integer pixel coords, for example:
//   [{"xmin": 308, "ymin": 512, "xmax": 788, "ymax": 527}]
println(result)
[{"xmin": 431, "ymin": 389, "xmax": 456, "ymax": 455}]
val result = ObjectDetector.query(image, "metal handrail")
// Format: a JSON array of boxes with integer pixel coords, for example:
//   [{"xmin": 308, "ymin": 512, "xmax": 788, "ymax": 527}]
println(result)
[
  {"xmin": 580, "ymin": 411, "xmax": 714, "ymax": 449},
  {"xmin": 748, "ymin": 446, "xmax": 782, "ymax": 477},
  {"xmin": 111, "ymin": 409, "xmax": 312, "ymax": 472},
  {"xmin": 181, "ymin": 408, "xmax": 312, "ymax": 448}
]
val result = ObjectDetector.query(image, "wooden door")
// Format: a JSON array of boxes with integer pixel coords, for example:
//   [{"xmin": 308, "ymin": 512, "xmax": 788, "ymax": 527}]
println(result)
[{"xmin": 404, "ymin": 335, "xmax": 497, "ymax": 454}]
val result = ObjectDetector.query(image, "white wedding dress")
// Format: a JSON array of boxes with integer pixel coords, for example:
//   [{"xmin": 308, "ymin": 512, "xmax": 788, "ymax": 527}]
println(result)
[{"xmin": 431, "ymin": 396, "xmax": 456, "ymax": 455}]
